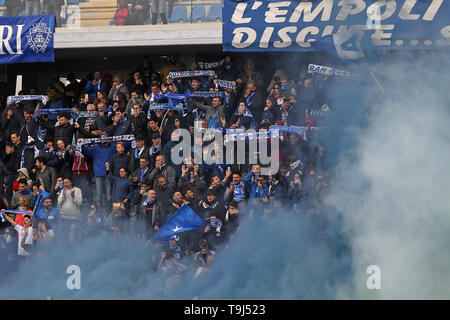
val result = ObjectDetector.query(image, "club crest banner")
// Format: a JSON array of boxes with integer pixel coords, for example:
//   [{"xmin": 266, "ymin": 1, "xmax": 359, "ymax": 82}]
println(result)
[{"xmin": 0, "ymin": 15, "xmax": 55, "ymax": 64}]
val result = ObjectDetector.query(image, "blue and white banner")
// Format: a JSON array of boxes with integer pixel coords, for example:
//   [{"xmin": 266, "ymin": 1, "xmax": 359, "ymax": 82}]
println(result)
[
  {"xmin": 7, "ymin": 95, "xmax": 48, "ymax": 106},
  {"xmin": 308, "ymin": 63, "xmax": 350, "ymax": 76},
  {"xmin": 0, "ymin": 15, "xmax": 55, "ymax": 64},
  {"xmin": 223, "ymin": 0, "xmax": 450, "ymax": 58}
]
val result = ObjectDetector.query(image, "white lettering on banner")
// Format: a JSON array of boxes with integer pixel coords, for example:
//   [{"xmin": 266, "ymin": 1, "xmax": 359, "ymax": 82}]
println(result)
[
  {"xmin": 0, "ymin": 25, "xmax": 24, "ymax": 55},
  {"xmin": 322, "ymin": 25, "xmax": 335, "ymax": 36},
  {"xmin": 259, "ymin": 27, "xmax": 274, "ymax": 48},
  {"xmin": 336, "ymin": 0, "xmax": 366, "ymax": 21},
  {"xmin": 398, "ymin": 0, "xmax": 420, "ymax": 20},
  {"xmin": 274, "ymin": 26, "xmax": 297, "ymax": 48},
  {"xmin": 296, "ymin": 26, "xmax": 320, "ymax": 47},
  {"xmin": 371, "ymin": 24, "xmax": 395, "ymax": 46},
  {"xmin": 289, "ymin": 0, "xmax": 333, "ymax": 23},
  {"xmin": 265, "ymin": 2, "xmax": 291, "ymax": 23},
  {"xmin": 423, "ymin": 0, "xmax": 444, "ymax": 21},
  {"xmin": 231, "ymin": 3, "xmax": 252, "ymax": 24},
  {"xmin": 232, "ymin": 27, "xmax": 257, "ymax": 48},
  {"xmin": 436, "ymin": 25, "xmax": 450, "ymax": 46},
  {"xmin": 366, "ymin": 0, "xmax": 396, "ymax": 21}
]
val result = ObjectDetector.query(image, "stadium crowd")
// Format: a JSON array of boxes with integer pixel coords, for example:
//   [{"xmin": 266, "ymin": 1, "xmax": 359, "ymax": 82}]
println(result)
[{"xmin": 0, "ymin": 54, "xmax": 333, "ymax": 286}]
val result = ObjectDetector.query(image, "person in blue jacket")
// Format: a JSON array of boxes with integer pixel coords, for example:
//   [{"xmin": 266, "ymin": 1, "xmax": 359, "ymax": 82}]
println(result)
[
  {"xmin": 85, "ymin": 71, "xmax": 108, "ymax": 103},
  {"xmin": 108, "ymin": 166, "xmax": 134, "ymax": 216},
  {"xmin": 35, "ymin": 197, "xmax": 61, "ymax": 238},
  {"xmin": 80, "ymin": 134, "xmax": 116, "ymax": 210},
  {"xmin": 243, "ymin": 165, "xmax": 270, "ymax": 213}
]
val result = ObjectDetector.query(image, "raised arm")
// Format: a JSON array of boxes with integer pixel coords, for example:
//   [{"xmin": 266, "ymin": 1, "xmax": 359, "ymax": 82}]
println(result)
[{"xmin": 1, "ymin": 209, "xmax": 17, "ymax": 227}]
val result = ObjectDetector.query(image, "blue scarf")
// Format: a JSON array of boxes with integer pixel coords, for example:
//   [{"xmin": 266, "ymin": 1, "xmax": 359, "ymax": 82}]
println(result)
[
  {"xmin": 149, "ymin": 143, "xmax": 161, "ymax": 156},
  {"xmin": 148, "ymin": 103, "xmax": 183, "ymax": 111},
  {"xmin": 7, "ymin": 95, "xmax": 48, "ymax": 107},
  {"xmin": 190, "ymin": 91, "xmax": 226, "ymax": 99},
  {"xmin": 246, "ymin": 91, "xmax": 255, "ymax": 106},
  {"xmin": 19, "ymin": 189, "xmax": 30, "ymax": 195},
  {"xmin": 143, "ymin": 198, "xmax": 154, "ymax": 206},
  {"xmin": 215, "ymin": 79, "xmax": 235, "ymax": 89},
  {"xmin": 140, "ymin": 167, "xmax": 148, "ymax": 182},
  {"xmin": 210, "ymin": 219, "xmax": 222, "ymax": 229},
  {"xmin": 76, "ymin": 135, "xmax": 136, "ymax": 156},
  {"xmin": 20, "ymin": 145, "xmax": 39, "ymax": 168},
  {"xmin": 135, "ymin": 147, "xmax": 145, "ymax": 159},
  {"xmin": 167, "ymin": 70, "xmax": 216, "ymax": 79},
  {"xmin": 233, "ymin": 182, "xmax": 245, "ymax": 202}
]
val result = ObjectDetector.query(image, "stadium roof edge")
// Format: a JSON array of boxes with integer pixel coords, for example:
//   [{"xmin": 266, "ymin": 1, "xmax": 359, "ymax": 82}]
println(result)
[{"xmin": 54, "ymin": 23, "xmax": 222, "ymax": 49}]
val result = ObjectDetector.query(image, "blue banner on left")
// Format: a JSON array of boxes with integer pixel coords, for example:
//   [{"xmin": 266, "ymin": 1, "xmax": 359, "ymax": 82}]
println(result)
[{"xmin": 0, "ymin": 15, "xmax": 55, "ymax": 64}]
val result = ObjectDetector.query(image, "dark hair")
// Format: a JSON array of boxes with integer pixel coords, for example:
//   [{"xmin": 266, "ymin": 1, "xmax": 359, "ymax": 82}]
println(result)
[
  {"xmin": 18, "ymin": 178, "xmax": 28, "ymax": 185},
  {"xmin": 206, "ymin": 189, "xmax": 216, "ymax": 197},
  {"xmin": 63, "ymin": 176, "xmax": 73, "ymax": 182},
  {"xmin": 42, "ymin": 197, "xmax": 52, "ymax": 203},
  {"xmin": 229, "ymin": 200, "xmax": 239, "ymax": 208},
  {"xmin": 182, "ymin": 187, "xmax": 193, "ymax": 196},
  {"xmin": 24, "ymin": 214, "xmax": 31, "ymax": 220},
  {"xmin": 35, "ymin": 156, "xmax": 47, "ymax": 165},
  {"xmin": 23, "ymin": 106, "xmax": 34, "ymax": 115}
]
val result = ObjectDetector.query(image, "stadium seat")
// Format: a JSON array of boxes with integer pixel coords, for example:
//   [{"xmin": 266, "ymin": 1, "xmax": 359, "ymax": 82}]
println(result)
[
  {"xmin": 67, "ymin": 0, "xmax": 80, "ymax": 4},
  {"xmin": 168, "ymin": 6, "xmax": 187, "ymax": 23},
  {"xmin": 204, "ymin": 4, "xmax": 222, "ymax": 22},
  {"xmin": 190, "ymin": 5, "xmax": 205, "ymax": 22}
]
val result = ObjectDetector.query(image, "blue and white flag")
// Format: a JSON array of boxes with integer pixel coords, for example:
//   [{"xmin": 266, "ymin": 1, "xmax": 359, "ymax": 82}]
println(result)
[
  {"xmin": 0, "ymin": 15, "xmax": 55, "ymax": 64},
  {"xmin": 7, "ymin": 95, "xmax": 48, "ymax": 106},
  {"xmin": 223, "ymin": 0, "xmax": 450, "ymax": 58},
  {"xmin": 167, "ymin": 70, "xmax": 216, "ymax": 79},
  {"xmin": 153, "ymin": 204, "xmax": 204, "ymax": 242}
]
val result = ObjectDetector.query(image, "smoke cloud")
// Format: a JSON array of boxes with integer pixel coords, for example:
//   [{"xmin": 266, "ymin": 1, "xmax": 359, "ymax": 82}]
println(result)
[{"xmin": 0, "ymin": 50, "xmax": 449, "ymax": 299}]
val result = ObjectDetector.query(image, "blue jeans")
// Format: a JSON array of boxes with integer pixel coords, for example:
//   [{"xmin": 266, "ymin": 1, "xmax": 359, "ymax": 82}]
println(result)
[
  {"xmin": 26, "ymin": 0, "xmax": 41, "ymax": 16},
  {"xmin": 94, "ymin": 176, "xmax": 112, "ymax": 206}
]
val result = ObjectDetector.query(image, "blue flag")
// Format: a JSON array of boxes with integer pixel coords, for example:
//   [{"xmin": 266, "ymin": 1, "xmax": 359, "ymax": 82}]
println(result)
[
  {"xmin": 0, "ymin": 15, "xmax": 55, "ymax": 64},
  {"xmin": 153, "ymin": 204, "xmax": 204, "ymax": 242}
]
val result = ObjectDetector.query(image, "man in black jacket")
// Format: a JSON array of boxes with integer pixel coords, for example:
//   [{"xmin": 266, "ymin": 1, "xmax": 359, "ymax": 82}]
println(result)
[
  {"xmin": 11, "ymin": 104, "xmax": 39, "ymax": 145},
  {"xmin": 54, "ymin": 114, "xmax": 74, "ymax": 147}
]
